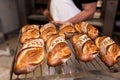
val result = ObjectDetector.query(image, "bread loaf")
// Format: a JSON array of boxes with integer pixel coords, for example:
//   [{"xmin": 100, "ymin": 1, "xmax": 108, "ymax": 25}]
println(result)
[
  {"xmin": 46, "ymin": 34, "xmax": 71, "ymax": 67},
  {"xmin": 95, "ymin": 36, "xmax": 120, "ymax": 67},
  {"xmin": 71, "ymin": 34, "xmax": 99, "ymax": 62},
  {"xmin": 20, "ymin": 25, "xmax": 40, "ymax": 44},
  {"xmin": 40, "ymin": 23, "xmax": 57, "ymax": 42},
  {"xmin": 20, "ymin": 29, "xmax": 40, "ymax": 44},
  {"xmin": 21, "ymin": 24, "xmax": 39, "ymax": 33},
  {"xmin": 14, "ymin": 38, "xmax": 45, "ymax": 74},
  {"xmin": 59, "ymin": 23, "xmax": 76, "ymax": 39},
  {"xmin": 75, "ymin": 22, "xmax": 99, "ymax": 40}
]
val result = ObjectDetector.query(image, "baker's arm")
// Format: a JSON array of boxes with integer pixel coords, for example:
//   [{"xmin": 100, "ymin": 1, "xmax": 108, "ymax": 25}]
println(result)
[{"xmin": 66, "ymin": 2, "xmax": 97, "ymax": 24}]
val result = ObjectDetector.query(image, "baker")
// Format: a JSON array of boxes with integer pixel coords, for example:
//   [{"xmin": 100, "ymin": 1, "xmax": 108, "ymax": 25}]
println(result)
[{"xmin": 43, "ymin": 0, "xmax": 97, "ymax": 24}]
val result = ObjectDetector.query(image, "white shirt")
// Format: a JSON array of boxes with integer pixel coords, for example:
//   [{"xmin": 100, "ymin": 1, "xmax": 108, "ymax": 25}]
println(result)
[{"xmin": 50, "ymin": 0, "xmax": 81, "ymax": 21}]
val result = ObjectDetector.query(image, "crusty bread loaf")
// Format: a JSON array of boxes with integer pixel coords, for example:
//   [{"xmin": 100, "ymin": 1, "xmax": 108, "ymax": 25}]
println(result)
[
  {"xmin": 14, "ymin": 38, "xmax": 45, "ymax": 74},
  {"xmin": 40, "ymin": 23, "xmax": 57, "ymax": 42},
  {"xmin": 20, "ymin": 29, "xmax": 40, "ymax": 44},
  {"xmin": 75, "ymin": 22, "xmax": 99, "ymax": 40},
  {"xmin": 71, "ymin": 34, "xmax": 99, "ymax": 62},
  {"xmin": 95, "ymin": 36, "xmax": 120, "ymax": 67},
  {"xmin": 59, "ymin": 23, "xmax": 76, "ymax": 39},
  {"xmin": 21, "ymin": 24, "xmax": 39, "ymax": 33},
  {"xmin": 46, "ymin": 34, "xmax": 71, "ymax": 67}
]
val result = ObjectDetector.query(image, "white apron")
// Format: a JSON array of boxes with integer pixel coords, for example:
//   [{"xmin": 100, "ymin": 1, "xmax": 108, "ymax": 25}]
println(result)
[{"xmin": 50, "ymin": 0, "xmax": 81, "ymax": 21}]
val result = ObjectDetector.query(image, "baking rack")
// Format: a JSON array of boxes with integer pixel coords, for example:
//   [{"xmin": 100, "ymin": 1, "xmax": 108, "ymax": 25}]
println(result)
[{"xmin": 10, "ymin": 33, "xmax": 120, "ymax": 80}]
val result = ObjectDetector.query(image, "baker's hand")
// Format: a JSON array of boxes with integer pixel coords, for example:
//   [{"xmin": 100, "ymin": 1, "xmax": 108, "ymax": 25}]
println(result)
[
  {"xmin": 43, "ymin": 9, "xmax": 49, "ymax": 17},
  {"xmin": 43, "ymin": 9, "xmax": 53, "ymax": 21}
]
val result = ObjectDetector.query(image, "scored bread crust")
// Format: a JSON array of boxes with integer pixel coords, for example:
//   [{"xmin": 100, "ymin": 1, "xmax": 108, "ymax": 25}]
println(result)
[
  {"xmin": 46, "ymin": 34, "xmax": 58, "ymax": 50},
  {"xmin": 46, "ymin": 34, "xmax": 71, "ymax": 67},
  {"xmin": 71, "ymin": 34, "xmax": 99, "ymax": 62},
  {"xmin": 95, "ymin": 36, "xmax": 106, "ymax": 48},
  {"xmin": 95, "ymin": 36, "xmax": 120, "ymax": 66},
  {"xmin": 21, "ymin": 38, "xmax": 44, "ymax": 49},
  {"xmin": 14, "ymin": 47, "xmax": 45, "ymax": 74},
  {"xmin": 21, "ymin": 24, "xmax": 39, "ymax": 33},
  {"xmin": 59, "ymin": 23, "xmax": 76, "ymax": 39},
  {"xmin": 75, "ymin": 22, "xmax": 99, "ymax": 40},
  {"xmin": 40, "ymin": 23, "xmax": 57, "ymax": 42},
  {"xmin": 20, "ymin": 29, "xmax": 40, "ymax": 44},
  {"xmin": 14, "ymin": 38, "xmax": 45, "ymax": 74}
]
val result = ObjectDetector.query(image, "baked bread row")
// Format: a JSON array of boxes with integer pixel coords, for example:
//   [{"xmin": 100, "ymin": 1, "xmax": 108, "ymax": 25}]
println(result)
[
  {"xmin": 41, "ymin": 22, "xmax": 120, "ymax": 67},
  {"xmin": 40, "ymin": 23, "xmax": 71, "ymax": 66},
  {"xmin": 19, "ymin": 22, "xmax": 99, "ymax": 44},
  {"xmin": 14, "ymin": 38, "xmax": 46, "ymax": 74},
  {"xmin": 58, "ymin": 22, "xmax": 120, "ymax": 67},
  {"xmin": 14, "ymin": 25, "xmax": 46, "ymax": 74},
  {"xmin": 40, "ymin": 22, "xmax": 99, "ymax": 65},
  {"xmin": 14, "ymin": 23, "xmax": 72, "ymax": 74},
  {"xmin": 40, "ymin": 22, "xmax": 98, "ymax": 65},
  {"xmin": 14, "ymin": 22, "xmax": 120, "ymax": 75}
]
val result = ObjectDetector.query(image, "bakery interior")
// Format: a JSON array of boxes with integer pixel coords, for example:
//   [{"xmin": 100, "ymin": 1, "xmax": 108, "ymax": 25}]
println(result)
[{"xmin": 0, "ymin": 0, "xmax": 120, "ymax": 80}]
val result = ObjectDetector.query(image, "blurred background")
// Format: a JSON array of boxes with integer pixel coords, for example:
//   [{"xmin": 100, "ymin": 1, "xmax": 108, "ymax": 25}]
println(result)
[{"xmin": 0, "ymin": 0, "xmax": 120, "ymax": 80}]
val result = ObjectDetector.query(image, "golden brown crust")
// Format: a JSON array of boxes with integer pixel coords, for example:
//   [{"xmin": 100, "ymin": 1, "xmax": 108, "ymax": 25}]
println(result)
[
  {"xmin": 46, "ymin": 34, "xmax": 58, "ymax": 49},
  {"xmin": 21, "ymin": 24, "xmax": 39, "ymax": 33},
  {"xmin": 47, "ymin": 43, "xmax": 71, "ymax": 66},
  {"xmin": 14, "ymin": 47, "xmax": 45, "ymax": 74},
  {"xmin": 59, "ymin": 23, "xmax": 76, "ymax": 39},
  {"xmin": 14, "ymin": 37, "xmax": 45, "ymax": 74},
  {"xmin": 40, "ymin": 23, "xmax": 57, "ymax": 42},
  {"xmin": 71, "ymin": 34, "xmax": 99, "ymax": 62},
  {"xmin": 74, "ymin": 22, "xmax": 99, "ymax": 40},
  {"xmin": 95, "ymin": 36, "xmax": 106, "ymax": 48},
  {"xmin": 95, "ymin": 36, "xmax": 120, "ymax": 66},
  {"xmin": 74, "ymin": 23, "xmax": 82, "ymax": 32},
  {"xmin": 41, "ymin": 27, "xmax": 57, "ymax": 41},
  {"xmin": 87, "ymin": 25, "xmax": 99, "ymax": 40},
  {"xmin": 20, "ymin": 29, "xmax": 40, "ymax": 44},
  {"xmin": 46, "ymin": 34, "xmax": 71, "ymax": 67},
  {"xmin": 70, "ymin": 33, "xmax": 82, "ymax": 44}
]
